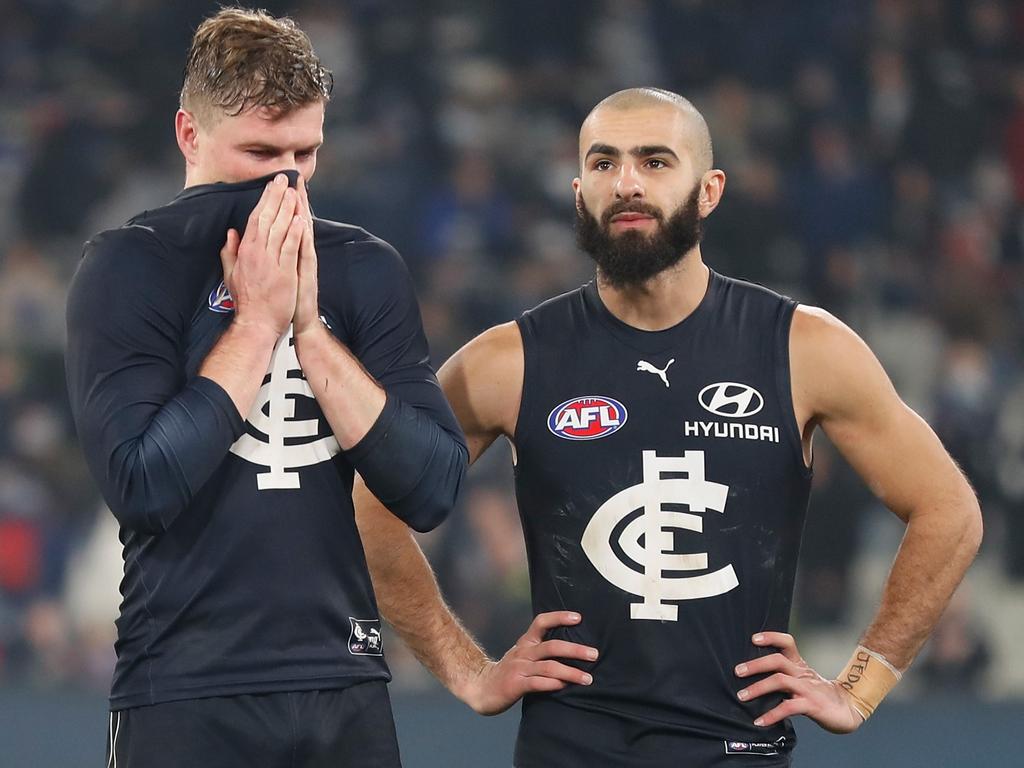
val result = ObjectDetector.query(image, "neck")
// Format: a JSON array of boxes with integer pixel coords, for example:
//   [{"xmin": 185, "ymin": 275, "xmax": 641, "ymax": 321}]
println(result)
[{"xmin": 596, "ymin": 249, "xmax": 709, "ymax": 331}]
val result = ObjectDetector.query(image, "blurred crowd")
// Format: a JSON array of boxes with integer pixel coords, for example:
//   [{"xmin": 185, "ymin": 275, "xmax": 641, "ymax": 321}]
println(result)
[{"xmin": 1, "ymin": 0, "xmax": 1022, "ymax": 699}]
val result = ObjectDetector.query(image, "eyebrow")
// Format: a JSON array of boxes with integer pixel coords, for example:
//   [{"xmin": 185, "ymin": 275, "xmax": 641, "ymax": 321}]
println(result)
[
  {"xmin": 584, "ymin": 143, "xmax": 680, "ymax": 162},
  {"xmin": 241, "ymin": 141, "xmax": 323, "ymax": 153}
]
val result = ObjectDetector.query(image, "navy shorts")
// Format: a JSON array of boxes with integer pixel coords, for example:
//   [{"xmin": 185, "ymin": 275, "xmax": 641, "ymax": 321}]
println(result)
[
  {"xmin": 515, "ymin": 696, "xmax": 794, "ymax": 768},
  {"xmin": 105, "ymin": 682, "xmax": 401, "ymax": 768}
]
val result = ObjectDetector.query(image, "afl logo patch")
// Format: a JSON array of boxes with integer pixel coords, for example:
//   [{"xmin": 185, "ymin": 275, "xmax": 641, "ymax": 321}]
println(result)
[
  {"xmin": 208, "ymin": 281, "xmax": 235, "ymax": 313},
  {"xmin": 547, "ymin": 396, "xmax": 627, "ymax": 441},
  {"xmin": 698, "ymin": 382, "xmax": 764, "ymax": 418}
]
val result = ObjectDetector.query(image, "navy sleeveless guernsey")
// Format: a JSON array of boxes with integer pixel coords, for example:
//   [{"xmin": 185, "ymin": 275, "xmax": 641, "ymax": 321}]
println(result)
[{"xmin": 512, "ymin": 270, "xmax": 812, "ymax": 767}]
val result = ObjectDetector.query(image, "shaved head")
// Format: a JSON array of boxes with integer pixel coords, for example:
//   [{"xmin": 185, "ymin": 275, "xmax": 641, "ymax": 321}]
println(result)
[{"xmin": 581, "ymin": 87, "xmax": 713, "ymax": 172}]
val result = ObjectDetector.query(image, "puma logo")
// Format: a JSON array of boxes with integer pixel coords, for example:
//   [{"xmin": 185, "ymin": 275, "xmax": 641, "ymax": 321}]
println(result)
[{"xmin": 636, "ymin": 359, "xmax": 675, "ymax": 388}]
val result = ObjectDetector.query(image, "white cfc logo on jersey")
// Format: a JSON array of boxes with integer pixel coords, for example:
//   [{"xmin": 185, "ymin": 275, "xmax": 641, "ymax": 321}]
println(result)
[
  {"xmin": 581, "ymin": 450, "xmax": 739, "ymax": 621},
  {"xmin": 230, "ymin": 324, "xmax": 340, "ymax": 489}
]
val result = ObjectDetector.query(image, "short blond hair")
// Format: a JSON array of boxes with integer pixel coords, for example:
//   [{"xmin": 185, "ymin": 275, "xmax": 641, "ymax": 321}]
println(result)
[{"xmin": 180, "ymin": 7, "xmax": 332, "ymax": 124}]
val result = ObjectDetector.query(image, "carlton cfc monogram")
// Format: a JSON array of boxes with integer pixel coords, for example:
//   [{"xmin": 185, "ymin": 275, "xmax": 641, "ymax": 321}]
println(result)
[
  {"xmin": 581, "ymin": 450, "xmax": 739, "ymax": 621},
  {"xmin": 230, "ymin": 324, "xmax": 341, "ymax": 489}
]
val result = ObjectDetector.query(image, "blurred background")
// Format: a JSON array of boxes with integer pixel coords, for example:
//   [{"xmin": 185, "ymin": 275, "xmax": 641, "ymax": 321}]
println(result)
[{"xmin": 1, "ymin": 0, "xmax": 1023, "ymax": 765}]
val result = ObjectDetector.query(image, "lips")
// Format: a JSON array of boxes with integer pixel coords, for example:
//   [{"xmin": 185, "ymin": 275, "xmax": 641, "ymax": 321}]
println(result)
[{"xmin": 610, "ymin": 212, "xmax": 655, "ymax": 222}]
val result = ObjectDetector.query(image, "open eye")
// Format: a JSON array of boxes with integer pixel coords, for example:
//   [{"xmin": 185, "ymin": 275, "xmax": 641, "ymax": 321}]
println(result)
[
  {"xmin": 646, "ymin": 158, "xmax": 668, "ymax": 169},
  {"xmin": 593, "ymin": 159, "xmax": 614, "ymax": 171}
]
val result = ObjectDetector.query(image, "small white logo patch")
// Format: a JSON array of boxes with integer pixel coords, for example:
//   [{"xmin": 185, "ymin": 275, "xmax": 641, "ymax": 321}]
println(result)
[
  {"xmin": 636, "ymin": 358, "xmax": 675, "ymax": 388},
  {"xmin": 348, "ymin": 618, "xmax": 383, "ymax": 656},
  {"xmin": 724, "ymin": 736, "xmax": 788, "ymax": 755},
  {"xmin": 698, "ymin": 382, "xmax": 764, "ymax": 418}
]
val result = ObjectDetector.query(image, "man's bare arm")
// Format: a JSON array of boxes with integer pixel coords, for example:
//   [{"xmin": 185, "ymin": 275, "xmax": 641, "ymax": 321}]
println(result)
[
  {"xmin": 354, "ymin": 323, "xmax": 596, "ymax": 714},
  {"xmin": 737, "ymin": 306, "xmax": 982, "ymax": 732},
  {"xmin": 795, "ymin": 307, "xmax": 982, "ymax": 668}
]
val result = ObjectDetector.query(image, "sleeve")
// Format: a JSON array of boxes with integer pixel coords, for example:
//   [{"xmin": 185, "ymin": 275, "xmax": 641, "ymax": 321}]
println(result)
[
  {"xmin": 65, "ymin": 228, "xmax": 244, "ymax": 535},
  {"xmin": 336, "ymin": 237, "xmax": 468, "ymax": 532}
]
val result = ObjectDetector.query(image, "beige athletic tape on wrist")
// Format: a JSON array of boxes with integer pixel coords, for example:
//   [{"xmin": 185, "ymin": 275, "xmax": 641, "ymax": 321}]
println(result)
[{"xmin": 835, "ymin": 645, "xmax": 903, "ymax": 720}]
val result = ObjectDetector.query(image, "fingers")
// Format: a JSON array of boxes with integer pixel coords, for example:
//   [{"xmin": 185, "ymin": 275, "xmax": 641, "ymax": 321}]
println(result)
[
  {"xmin": 520, "ymin": 611, "xmax": 582, "ymax": 643},
  {"xmin": 281, "ymin": 215, "xmax": 304, "ymax": 272},
  {"xmin": 735, "ymin": 652, "xmax": 803, "ymax": 680},
  {"xmin": 752, "ymin": 631, "xmax": 802, "ymax": 664},
  {"xmin": 296, "ymin": 177, "xmax": 317, "ymax": 261},
  {"xmin": 258, "ymin": 173, "xmax": 291, "ymax": 234},
  {"xmin": 753, "ymin": 698, "xmax": 807, "ymax": 728},
  {"xmin": 528, "ymin": 659, "xmax": 592, "ymax": 686},
  {"xmin": 738, "ymin": 671, "xmax": 802, "ymax": 704},
  {"xmin": 523, "ymin": 639, "xmax": 598, "ymax": 663},
  {"xmin": 523, "ymin": 677, "xmax": 568, "ymax": 694},
  {"xmin": 267, "ymin": 188, "xmax": 298, "ymax": 262},
  {"xmin": 220, "ymin": 229, "xmax": 240, "ymax": 280},
  {"xmin": 297, "ymin": 175, "xmax": 312, "ymax": 223},
  {"xmin": 246, "ymin": 174, "xmax": 288, "ymax": 243}
]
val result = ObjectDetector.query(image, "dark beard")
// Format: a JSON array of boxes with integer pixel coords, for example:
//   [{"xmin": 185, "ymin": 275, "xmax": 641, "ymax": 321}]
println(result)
[{"xmin": 575, "ymin": 183, "xmax": 703, "ymax": 289}]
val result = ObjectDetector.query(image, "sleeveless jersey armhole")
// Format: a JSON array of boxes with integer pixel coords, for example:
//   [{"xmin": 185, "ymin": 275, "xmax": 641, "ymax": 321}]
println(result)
[
  {"xmin": 511, "ymin": 316, "xmax": 535, "ymax": 468},
  {"xmin": 775, "ymin": 300, "xmax": 813, "ymax": 477}
]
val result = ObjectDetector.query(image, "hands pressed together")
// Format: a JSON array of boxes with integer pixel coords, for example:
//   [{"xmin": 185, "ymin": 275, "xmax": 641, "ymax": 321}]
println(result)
[{"xmin": 219, "ymin": 172, "xmax": 321, "ymax": 342}]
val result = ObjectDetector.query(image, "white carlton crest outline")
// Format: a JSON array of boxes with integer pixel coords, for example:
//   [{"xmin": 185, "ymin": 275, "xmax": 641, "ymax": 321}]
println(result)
[
  {"xmin": 581, "ymin": 450, "xmax": 739, "ymax": 620},
  {"xmin": 229, "ymin": 324, "xmax": 340, "ymax": 489}
]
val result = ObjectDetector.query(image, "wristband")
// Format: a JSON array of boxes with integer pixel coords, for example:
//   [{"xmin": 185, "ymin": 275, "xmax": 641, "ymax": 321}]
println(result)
[{"xmin": 835, "ymin": 645, "xmax": 902, "ymax": 720}]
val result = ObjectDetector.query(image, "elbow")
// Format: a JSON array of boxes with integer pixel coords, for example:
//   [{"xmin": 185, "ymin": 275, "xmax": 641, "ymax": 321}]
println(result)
[
  {"xmin": 394, "ymin": 443, "xmax": 468, "ymax": 533},
  {"xmin": 105, "ymin": 449, "xmax": 186, "ymax": 535},
  {"xmin": 107, "ymin": 492, "xmax": 179, "ymax": 536},
  {"xmin": 961, "ymin": 496, "xmax": 984, "ymax": 559},
  {"xmin": 404, "ymin": 497, "xmax": 454, "ymax": 534}
]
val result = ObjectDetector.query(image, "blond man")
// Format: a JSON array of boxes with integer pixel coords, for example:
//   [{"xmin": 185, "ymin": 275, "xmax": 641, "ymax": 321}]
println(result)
[{"xmin": 66, "ymin": 9, "xmax": 466, "ymax": 766}]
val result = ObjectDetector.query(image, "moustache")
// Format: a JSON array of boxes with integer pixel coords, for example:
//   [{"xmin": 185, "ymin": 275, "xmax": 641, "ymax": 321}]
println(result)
[{"xmin": 600, "ymin": 202, "xmax": 665, "ymax": 226}]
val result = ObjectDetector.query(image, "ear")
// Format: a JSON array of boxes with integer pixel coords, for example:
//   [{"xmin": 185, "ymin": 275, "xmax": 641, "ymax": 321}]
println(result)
[
  {"xmin": 698, "ymin": 169, "xmax": 726, "ymax": 217},
  {"xmin": 175, "ymin": 109, "xmax": 201, "ymax": 167},
  {"xmin": 572, "ymin": 177, "xmax": 583, "ymax": 213}
]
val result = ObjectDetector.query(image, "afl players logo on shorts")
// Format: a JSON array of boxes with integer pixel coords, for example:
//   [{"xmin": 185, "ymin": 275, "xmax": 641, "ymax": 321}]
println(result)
[
  {"xmin": 581, "ymin": 450, "xmax": 739, "ymax": 620},
  {"xmin": 547, "ymin": 396, "xmax": 628, "ymax": 440}
]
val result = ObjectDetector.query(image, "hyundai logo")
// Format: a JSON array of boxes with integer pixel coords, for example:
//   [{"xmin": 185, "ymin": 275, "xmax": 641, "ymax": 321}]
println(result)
[{"xmin": 698, "ymin": 382, "xmax": 764, "ymax": 418}]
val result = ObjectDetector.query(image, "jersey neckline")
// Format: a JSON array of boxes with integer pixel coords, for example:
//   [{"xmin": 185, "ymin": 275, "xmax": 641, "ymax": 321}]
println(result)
[
  {"xmin": 581, "ymin": 267, "xmax": 721, "ymax": 355},
  {"xmin": 173, "ymin": 169, "xmax": 301, "ymax": 203}
]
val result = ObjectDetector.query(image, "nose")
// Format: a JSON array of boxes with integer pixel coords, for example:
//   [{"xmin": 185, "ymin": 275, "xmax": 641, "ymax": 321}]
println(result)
[{"xmin": 614, "ymin": 162, "xmax": 644, "ymax": 201}]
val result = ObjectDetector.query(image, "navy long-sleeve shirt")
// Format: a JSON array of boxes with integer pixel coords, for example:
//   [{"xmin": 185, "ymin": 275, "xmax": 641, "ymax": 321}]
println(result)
[{"xmin": 66, "ymin": 172, "xmax": 467, "ymax": 709}]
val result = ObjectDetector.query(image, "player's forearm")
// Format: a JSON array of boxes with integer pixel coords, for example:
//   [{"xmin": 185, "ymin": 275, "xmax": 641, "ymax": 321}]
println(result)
[
  {"xmin": 354, "ymin": 484, "xmax": 490, "ymax": 700},
  {"xmin": 293, "ymin": 323, "xmax": 387, "ymax": 448},
  {"xmin": 860, "ymin": 488, "xmax": 982, "ymax": 670},
  {"xmin": 199, "ymin": 320, "xmax": 281, "ymax": 417},
  {"xmin": 299, "ymin": 323, "xmax": 467, "ymax": 531}
]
